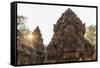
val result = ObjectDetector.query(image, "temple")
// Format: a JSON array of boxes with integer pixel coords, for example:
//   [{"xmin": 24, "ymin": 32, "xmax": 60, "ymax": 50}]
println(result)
[
  {"xmin": 45, "ymin": 8, "xmax": 94, "ymax": 63},
  {"xmin": 17, "ymin": 26, "xmax": 45, "ymax": 64}
]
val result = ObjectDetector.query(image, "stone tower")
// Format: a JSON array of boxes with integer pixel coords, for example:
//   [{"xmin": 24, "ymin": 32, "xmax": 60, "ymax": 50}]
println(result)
[
  {"xmin": 45, "ymin": 8, "xmax": 94, "ymax": 63},
  {"xmin": 31, "ymin": 26, "xmax": 45, "ymax": 64}
]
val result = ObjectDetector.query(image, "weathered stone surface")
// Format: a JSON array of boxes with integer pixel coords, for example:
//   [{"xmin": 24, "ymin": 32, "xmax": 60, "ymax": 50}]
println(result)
[
  {"xmin": 17, "ymin": 26, "xmax": 45, "ymax": 65},
  {"xmin": 17, "ymin": 8, "xmax": 95, "ymax": 65},
  {"xmin": 45, "ymin": 8, "xmax": 94, "ymax": 63},
  {"xmin": 17, "ymin": 42, "xmax": 33, "ymax": 65},
  {"xmin": 31, "ymin": 26, "xmax": 45, "ymax": 64}
]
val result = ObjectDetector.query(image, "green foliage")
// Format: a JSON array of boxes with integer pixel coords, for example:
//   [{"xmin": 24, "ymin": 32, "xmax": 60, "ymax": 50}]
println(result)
[
  {"xmin": 17, "ymin": 16, "xmax": 27, "ymax": 26},
  {"xmin": 85, "ymin": 25, "xmax": 96, "ymax": 60},
  {"xmin": 17, "ymin": 15, "xmax": 30, "ymax": 39},
  {"xmin": 85, "ymin": 25, "xmax": 96, "ymax": 46}
]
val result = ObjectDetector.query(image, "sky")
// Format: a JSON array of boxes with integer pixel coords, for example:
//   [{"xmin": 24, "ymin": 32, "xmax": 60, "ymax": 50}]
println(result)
[{"xmin": 17, "ymin": 3, "xmax": 96, "ymax": 45}]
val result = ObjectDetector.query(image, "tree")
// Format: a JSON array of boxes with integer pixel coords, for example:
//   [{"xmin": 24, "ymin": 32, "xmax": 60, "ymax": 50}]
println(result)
[
  {"xmin": 85, "ymin": 25, "xmax": 96, "ymax": 60},
  {"xmin": 85, "ymin": 25, "xmax": 96, "ymax": 46},
  {"xmin": 17, "ymin": 16, "xmax": 27, "ymax": 26},
  {"xmin": 17, "ymin": 15, "xmax": 29, "ymax": 39},
  {"xmin": 17, "ymin": 16, "xmax": 33, "ymax": 65}
]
